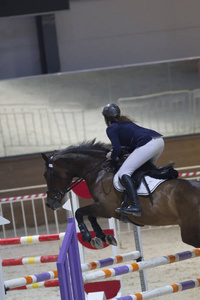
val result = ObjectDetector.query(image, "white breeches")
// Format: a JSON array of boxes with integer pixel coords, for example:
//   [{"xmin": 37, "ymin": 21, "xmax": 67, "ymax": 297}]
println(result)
[{"xmin": 117, "ymin": 137, "xmax": 165, "ymax": 179}]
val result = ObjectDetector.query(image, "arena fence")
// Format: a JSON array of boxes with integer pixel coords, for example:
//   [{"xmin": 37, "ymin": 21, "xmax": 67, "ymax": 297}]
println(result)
[
  {"xmin": 0, "ymin": 105, "xmax": 86, "ymax": 156},
  {"xmin": 118, "ymin": 89, "xmax": 200, "ymax": 137},
  {"xmin": 1, "ymin": 89, "xmax": 200, "ymax": 157},
  {"xmin": 0, "ymin": 186, "xmax": 69, "ymax": 238}
]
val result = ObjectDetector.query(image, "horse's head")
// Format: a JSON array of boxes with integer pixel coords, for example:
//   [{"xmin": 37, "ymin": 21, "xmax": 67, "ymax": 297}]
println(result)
[
  {"xmin": 42, "ymin": 140, "xmax": 110, "ymax": 210},
  {"xmin": 42, "ymin": 153, "xmax": 72, "ymax": 210}
]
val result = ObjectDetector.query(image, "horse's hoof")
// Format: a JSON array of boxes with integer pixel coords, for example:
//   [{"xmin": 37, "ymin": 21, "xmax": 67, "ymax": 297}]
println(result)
[
  {"xmin": 90, "ymin": 237, "xmax": 104, "ymax": 249},
  {"xmin": 105, "ymin": 234, "xmax": 117, "ymax": 246}
]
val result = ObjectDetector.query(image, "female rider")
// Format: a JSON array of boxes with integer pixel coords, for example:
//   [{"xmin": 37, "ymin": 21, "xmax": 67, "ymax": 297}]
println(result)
[{"xmin": 102, "ymin": 103, "xmax": 164, "ymax": 217}]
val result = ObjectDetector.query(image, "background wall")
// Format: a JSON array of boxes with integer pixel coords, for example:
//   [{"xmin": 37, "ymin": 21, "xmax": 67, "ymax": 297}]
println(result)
[{"xmin": 0, "ymin": 0, "xmax": 200, "ymax": 80}]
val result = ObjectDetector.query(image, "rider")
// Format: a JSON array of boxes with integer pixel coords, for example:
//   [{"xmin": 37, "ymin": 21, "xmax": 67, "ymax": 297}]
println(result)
[{"xmin": 102, "ymin": 103, "xmax": 164, "ymax": 217}]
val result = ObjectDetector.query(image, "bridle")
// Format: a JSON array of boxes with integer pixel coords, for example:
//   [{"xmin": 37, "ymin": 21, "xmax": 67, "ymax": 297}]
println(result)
[{"xmin": 46, "ymin": 157, "xmax": 107, "ymax": 204}]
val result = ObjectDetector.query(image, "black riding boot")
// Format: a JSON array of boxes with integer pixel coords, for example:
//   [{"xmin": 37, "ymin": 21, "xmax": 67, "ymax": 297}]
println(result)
[{"xmin": 120, "ymin": 175, "xmax": 142, "ymax": 216}]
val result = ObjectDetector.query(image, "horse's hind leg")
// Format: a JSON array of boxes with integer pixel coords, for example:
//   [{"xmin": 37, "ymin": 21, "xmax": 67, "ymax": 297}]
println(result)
[
  {"xmin": 180, "ymin": 219, "xmax": 200, "ymax": 248},
  {"xmin": 88, "ymin": 216, "xmax": 117, "ymax": 247}
]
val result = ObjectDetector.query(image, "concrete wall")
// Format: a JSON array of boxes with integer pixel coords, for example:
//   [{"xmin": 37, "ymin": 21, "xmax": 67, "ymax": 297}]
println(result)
[
  {"xmin": 0, "ymin": 0, "xmax": 200, "ymax": 79},
  {"xmin": 56, "ymin": 0, "xmax": 200, "ymax": 72}
]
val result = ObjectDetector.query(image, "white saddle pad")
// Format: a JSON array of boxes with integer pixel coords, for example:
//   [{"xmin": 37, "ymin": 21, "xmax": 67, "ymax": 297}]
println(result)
[{"xmin": 113, "ymin": 174, "xmax": 166, "ymax": 195}]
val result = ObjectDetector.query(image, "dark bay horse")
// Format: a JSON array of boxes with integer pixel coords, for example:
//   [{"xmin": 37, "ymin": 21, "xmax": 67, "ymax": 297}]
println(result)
[{"xmin": 42, "ymin": 140, "xmax": 200, "ymax": 249}]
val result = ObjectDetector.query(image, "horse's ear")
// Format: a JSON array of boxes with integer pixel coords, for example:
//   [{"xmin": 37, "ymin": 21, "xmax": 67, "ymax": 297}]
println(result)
[{"xmin": 41, "ymin": 153, "xmax": 49, "ymax": 163}]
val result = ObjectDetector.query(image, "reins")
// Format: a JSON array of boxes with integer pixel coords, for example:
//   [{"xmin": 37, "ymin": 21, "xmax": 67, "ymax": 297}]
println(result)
[
  {"xmin": 48, "ymin": 157, "xmax": 107, "ymax": 196},
  {"xmin": 65, "ymin": 157, "xmax": 107, "ymax": 193}
]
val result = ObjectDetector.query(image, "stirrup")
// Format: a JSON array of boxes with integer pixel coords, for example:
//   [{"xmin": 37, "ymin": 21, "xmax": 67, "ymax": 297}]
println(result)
[{"xmin": 116, "ymin": 205, "xmax": 141, "ymax": 217}]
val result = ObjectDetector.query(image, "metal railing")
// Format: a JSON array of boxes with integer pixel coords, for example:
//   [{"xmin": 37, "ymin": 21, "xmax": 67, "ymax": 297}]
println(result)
[
  {"xmin": 118, "ymin": 89, "xmax": 200, "ymax": 137},
  {"xmin": 0, "ymin": 105, "xmax": 86, "ymax": 156},
  {"xmin": 0, "ymin": 186, "xmax": 69, "ymax": 239}
]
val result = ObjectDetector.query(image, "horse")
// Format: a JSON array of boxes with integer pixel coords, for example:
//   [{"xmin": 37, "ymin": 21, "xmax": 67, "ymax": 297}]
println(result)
[{"xmin": 42, "ymin": 140, "xmax": 200, "ymax": 249}]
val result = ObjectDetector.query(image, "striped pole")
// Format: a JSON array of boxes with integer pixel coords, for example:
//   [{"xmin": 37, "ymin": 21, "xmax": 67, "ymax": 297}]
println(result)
[
  {"xmin": 9, "ymin": 279, "xmax": 59, "ymax": 290},
  {"xmin": 179, "ymin": 171, "xmax": 200, "ymax": 178},
  {"xmin": 4, "ymin": 270, "xmax": 58, "ymax": 291},
  {"xmin": 82, "ymin": 248, "xmax": 200, "ymax": 284},
  {"xmin": 0, "ymin": 232, "xmax": 65, "ymax": 246},
  {"xmin": 2, "ymin": 255, "xmax": 59, "ymax": 267},
  {"xmin": 81, "ymin": 251, "xmax": 140, "ymax": 272},
  {"xmin": 2, "ymin": 251, "xmax": 140, "ymax": 270},
  {"xmin": 0, "ymin": 193, "xmax": 47, "ymax": 203},
  {"xmin": 113, "ymin": 277, "xmax": 200, "ymax": 299}
]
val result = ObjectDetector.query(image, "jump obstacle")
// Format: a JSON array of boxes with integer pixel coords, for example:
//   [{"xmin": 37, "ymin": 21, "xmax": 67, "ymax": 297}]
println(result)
[
  {"xmin": 2, "ymin": 217, "xmax": 200, "ymax": 299},
  {"xmin": 82, "ymin": 248, "xmax": 200, "ymax": 284},
  {"xmin": 2, "ymin": 251, "xmax": 140, "ymax": 270},
  {"xmin": 54, "ymin": 218, "xmax": 200, "ymax": 300},
  {"xmin": 0, "ymin": 232, "xmax": 65, "ymax": 246},
  {"xmin": 2, "ymin": 178, "xmax": 200, "ymax": 299},
  {"xmin": 112, "ymin": 278, "xmax": 200, "ymax": 300},
  {"xmin": 1, "ymin": 184, "xmax": 134, "ymax": 298},
  {"xmin": 4, "ymin": 251, "xmax": 140, "ymax": 290}
]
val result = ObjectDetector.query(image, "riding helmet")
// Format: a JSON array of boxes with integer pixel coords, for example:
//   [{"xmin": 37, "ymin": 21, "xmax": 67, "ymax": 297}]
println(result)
[{"xmin": 102, "ymin": 103, "xmax": 121, "ymax": 118}]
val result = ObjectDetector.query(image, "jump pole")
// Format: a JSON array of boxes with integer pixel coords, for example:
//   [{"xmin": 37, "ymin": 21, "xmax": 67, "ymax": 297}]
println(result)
[
  {"xmin": 4, "ymin": 270, "xmax": 58, "ymax": 290},
  {"xmin": 112, "ymin": 277, "xmax": 200, "ymax": 299},
  {"xmin": 2, "ymin": 251, "xmax": 140, "ymax": 270},
  {"xmin": 0, "ymin": 232, "xmax": 65, "ymax": 246},
  {"xmin": 82, "ymin": 248, "xmax": 200, "ymax": 283}
]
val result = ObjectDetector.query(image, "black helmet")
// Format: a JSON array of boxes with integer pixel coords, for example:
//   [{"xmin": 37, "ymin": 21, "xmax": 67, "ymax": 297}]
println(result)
[{"xmin": 102, "ymin": 103, "xmax": 120, "ymax": 118}]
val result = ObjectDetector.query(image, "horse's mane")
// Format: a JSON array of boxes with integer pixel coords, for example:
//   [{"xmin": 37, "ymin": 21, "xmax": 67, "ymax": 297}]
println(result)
[{"xmin": 53, "ymin": 139, "xmax": 110, "ymax": 158}]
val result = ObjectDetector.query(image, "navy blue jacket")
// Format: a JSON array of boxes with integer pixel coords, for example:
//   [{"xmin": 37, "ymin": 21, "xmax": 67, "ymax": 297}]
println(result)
[{"xmin": 106, "ymin": 121, "xmax": 162, "ymax": 160}]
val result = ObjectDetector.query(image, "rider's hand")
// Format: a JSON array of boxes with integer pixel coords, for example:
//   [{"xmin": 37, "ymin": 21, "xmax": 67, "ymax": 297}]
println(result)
[{"xmin": 106, "ymin": 151, "xmax": 112, "ymax": 160}]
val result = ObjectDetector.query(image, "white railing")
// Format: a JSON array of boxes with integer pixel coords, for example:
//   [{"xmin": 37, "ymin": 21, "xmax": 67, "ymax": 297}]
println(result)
[
  {"xmin": 118, "ymin": 89, "xmax": 200, "ymax": 137},
  {"xmin": 1, "ymin": 89, "xmax": 200, "ymax": 157},
  {"xmin": 0, "ymin": 105, "xmax": 86, "ymax": 156},
  {"xmin": 0, "ymin": 186, "xmax": 69, "ymax": 239}
]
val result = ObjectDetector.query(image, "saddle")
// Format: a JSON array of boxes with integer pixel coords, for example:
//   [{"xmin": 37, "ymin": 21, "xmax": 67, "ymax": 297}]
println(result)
[
  {"xmin": 131, "ymin": 161, "xmax": 179, "ymax": 189},
  {"xmin": 103, "ymin": 156, "xmax": 179, "ymax": 227},
  {"xmin": 103, "ymin": 156, "xmax": 179, "ymax": 201}
]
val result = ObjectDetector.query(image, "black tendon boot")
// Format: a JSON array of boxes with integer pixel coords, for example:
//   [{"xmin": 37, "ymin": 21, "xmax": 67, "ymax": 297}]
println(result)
[{"xmin": 120, "ymin": 175, "xmax": 142, "ymax": 216}]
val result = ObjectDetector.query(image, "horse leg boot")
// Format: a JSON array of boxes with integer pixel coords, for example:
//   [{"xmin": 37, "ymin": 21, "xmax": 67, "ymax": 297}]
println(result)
[
  {"xmin": 120, "ymin": 174, "xmax": 142, "ymax": 216},
  {"xmin": 88, "ymin": 216, "xmax": 117, "ymax": 246}
]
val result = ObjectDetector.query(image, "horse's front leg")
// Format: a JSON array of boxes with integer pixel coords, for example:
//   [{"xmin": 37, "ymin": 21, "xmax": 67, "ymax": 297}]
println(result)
[
  {"xmin": 75, "ymin": 209, "xmax": 93, "ymax": 244},
  {"xmin": 88, "ymin": 216, "xmax": 117, "ymax": 247},
  {"xmin": 75, "ymin": 208, "xmax": 104, "ymax": 249},
  {"xmin": 75, "ymin": 203, "xmax": 117, "ymax": 249}
]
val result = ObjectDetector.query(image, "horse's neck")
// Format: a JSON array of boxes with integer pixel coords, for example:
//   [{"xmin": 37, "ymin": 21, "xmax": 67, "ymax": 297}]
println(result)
[{"xmin": 75, "ymin": 155, "xmax": 104, "ymax": 180}]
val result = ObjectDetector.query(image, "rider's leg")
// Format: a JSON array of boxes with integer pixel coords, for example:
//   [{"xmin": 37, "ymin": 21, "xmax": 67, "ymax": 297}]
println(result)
[
  {"xmin": 120, "ymin": 174, "xmax": 142, "ymax": 216},
  {"xmin": 116, "ymin": 137, "xmax": 164, "ymax": 216}
]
